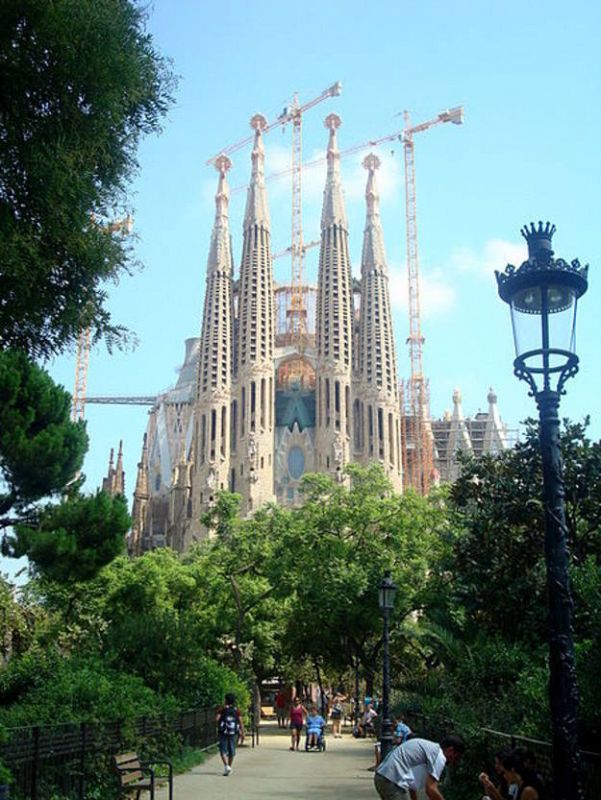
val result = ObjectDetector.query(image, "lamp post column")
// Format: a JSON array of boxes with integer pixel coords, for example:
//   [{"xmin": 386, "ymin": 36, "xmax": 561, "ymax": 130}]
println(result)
[
  {"xmin": 537, "ymin": 389, "xmax": 582, "ymax": 800},
  {"xmin": 380, "ymin": 606, "xmax": 393, "ymax": 760}
]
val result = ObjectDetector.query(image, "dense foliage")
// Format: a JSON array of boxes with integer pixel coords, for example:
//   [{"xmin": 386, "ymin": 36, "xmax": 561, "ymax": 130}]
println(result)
[
  {"xmin": 1, "ymin": 423, "xmax": 600, "ymax": 797},
  {"xmin": 0, "ymin": 350, "xmax": 129, "ymax": 580},
  {"xmin": 0, "ymin": 0, "xmax": 174, "ymax": 358},
  {"xmin": 402, "ymin": 420, "xmax": 601, "ymax": 752}
]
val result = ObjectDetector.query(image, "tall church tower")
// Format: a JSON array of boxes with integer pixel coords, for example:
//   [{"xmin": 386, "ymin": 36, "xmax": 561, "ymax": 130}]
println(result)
[
  {"xmin": 232, "ymin": 115, "xmax": 275, "ymax": 514},
  {"xmin": 354, "ymin": 154, "xmax": 402, "ymax": 490},
  {"xmin": 315, "ymin": 114, "xmax": 354, "ymax": 481},
  {"xmin": 191, "ymin": 154, "xmax": 234, "ymax": 535}
]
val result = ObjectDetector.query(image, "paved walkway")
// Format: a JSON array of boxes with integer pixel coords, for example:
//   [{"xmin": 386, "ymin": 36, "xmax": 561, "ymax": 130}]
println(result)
[{"xmin": 156, "ymin": 722, "xmax": 378, "ymax": 799}]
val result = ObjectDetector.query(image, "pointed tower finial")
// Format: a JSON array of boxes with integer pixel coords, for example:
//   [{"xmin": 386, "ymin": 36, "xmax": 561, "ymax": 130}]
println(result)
[
  {"xmin": 321, "ymin": 113, "xmax": 347, "ymax": 228},
  {"xmin": 244, "ymin": 114, "xmax": 269, "ymax": 228},
  {"xmin": 363, "ymin": 153, "xmax": 381, "ymax": 221},
  {"xmin": 214, "ymin": 153, "xmax": 231, "ymax": 209},
  {"xmin": 113, "ymin": 440, "xmax": 125, "ymax": 496},
  {"xmin": 206, "ymin": 154, "xmax": 233, "ymax": 278}
]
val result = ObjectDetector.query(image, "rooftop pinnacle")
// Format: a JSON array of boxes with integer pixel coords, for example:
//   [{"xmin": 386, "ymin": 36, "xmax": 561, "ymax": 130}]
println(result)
[
  {"xmin": 207, "ymin": 153, "xmax": 232, "ymax": 275},
  {"xmin": 321, "ymin": 112, "xmax": 347, "ymax": 229},
  {"xmin": 361, "ymin": 152, "xmax": 387, "ymax": 275},
  {"xmin": 214, "ymin": 153, "xmax": 231, "ymax": 223},
  {"xmin": 244, "ymin": 113, "xmax": 270, "ymax": 229}
]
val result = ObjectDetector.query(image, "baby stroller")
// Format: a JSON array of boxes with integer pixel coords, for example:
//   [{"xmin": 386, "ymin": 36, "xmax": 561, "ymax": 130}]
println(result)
[{"xmin": 305, "ymin": 721, "xmax": 326, "ymax": 752}]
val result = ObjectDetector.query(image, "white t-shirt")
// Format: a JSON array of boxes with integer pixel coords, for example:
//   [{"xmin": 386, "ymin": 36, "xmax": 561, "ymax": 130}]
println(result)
[{"xmin": 376, "ymin": 738, "xmax": 447, "ymax": 790}]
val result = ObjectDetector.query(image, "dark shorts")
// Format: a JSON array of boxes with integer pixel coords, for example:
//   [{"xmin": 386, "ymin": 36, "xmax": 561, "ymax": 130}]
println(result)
[
  {"xmin": 219, "ymin": 733, "xmax": 237, "ymax": 759},
  {"xmin": 374, "ymin": 774, "xmax": 407, "ymax": 799},
  {"xmin": 290, "ymin": 722, "xmax": 303, "ymax": 731},
  {"xmin": 331, "ymin": 710, "xmax": 341, "ymax": 719}
]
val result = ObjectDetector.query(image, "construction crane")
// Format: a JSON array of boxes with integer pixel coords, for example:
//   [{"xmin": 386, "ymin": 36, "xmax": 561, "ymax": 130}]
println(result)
[
  {"xmin": 71, "ymin": 214, "xmax": 133, "ymax": 422},
  {"xmin": 401, "ymin": 107, "xmax": 463, "ymax": 494},
  {"xmin": 205, "ymin": 82, "xmax": 341, "ymax": 168},
  {"xmin": 251, "ymin": 106, "xmax": 464, "ymax": 494},
  {"xmin": 272, "ymin": 239, "xmax": 320, "ymax": 261},
  {"xmin": 208, "ymin": 83, "xmax": 341, "ymax": 340},
  {"xmin": 231, "ymin": 128, "xmax": 408, "ymax": 196},
  {"xmin": 282, "ymin": 84, "xmax": 341, "ymax": 337}
]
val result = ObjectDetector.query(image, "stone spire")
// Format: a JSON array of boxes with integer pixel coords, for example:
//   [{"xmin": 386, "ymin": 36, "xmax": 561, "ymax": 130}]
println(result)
[
  {"xmin": 232, "ymin": 114, "xmax": 275, "ymax": 514},
  {"xmin": 102, "ymin": 444, "xmax": 125, "ymax": 496},
  {"xmin": 170, "ymin": 439, "xmax": 192, "ymax": 550},
  {"xmin": 102, "ymin": 447, "xmax": 115, "ymax": 494},
  {"xmin": 321, "ymin": 113, "xmax": 347, "ymax": 229},
  {"xmin": 315, "ymin": 113, "xmax": 354, "ymax": 480},
  {"xmin": 130, "ymin": 433, "xmax": 149, "ymax": 556},
  {"xmin": 191, "ymin": 154, "xmax": 235, "ymax": 539},
  {"xmin": 482, "ymin": 387, "xmax": 508, "ymax": 455},
  {"xmin": 113, "ymin": 440, "xmax": 125, "ymax": 496},
  {"xmin": 354, "ymin": 154, "xmax": 401, "ymax": 491},
  {"xmin": 447, "ymin": 389, "xmax": 472, "ymax": 456},
  {"xmin": 244, "ymin": 114, "xmax": 270, "ymax": 229}
]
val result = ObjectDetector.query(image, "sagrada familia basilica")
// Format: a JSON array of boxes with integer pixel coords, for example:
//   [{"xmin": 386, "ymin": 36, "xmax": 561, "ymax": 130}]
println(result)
[{"xmin": 120, "ymin": 113, "xmax": 508, "ymax": 554}]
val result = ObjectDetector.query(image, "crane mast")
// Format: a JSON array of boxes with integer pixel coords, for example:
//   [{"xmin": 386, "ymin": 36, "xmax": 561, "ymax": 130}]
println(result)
[
  {"xmin": 208, "ymin": 82, "xmax": 341, "ymax": 347},
  {"xmin": 72, "ymin": 214, "xmax": 133, "ymax": 422},
  {"xmin": 284, "ymin": 83, "xmax": 341, "ymax": 341},
  {"xmin": 402, "ymin": 111, "xmax": 430, "ymax": 493},
  {"xmin": 288, "ymin": 94, "xmax": 306, "ymax": 338},
  {"xmin": 401, "ymin": 107, "xmax": 463, "ymax": 494},
  {"xmin": 72, "ymin": 326, "xmax": 91, "ymax": 422}
]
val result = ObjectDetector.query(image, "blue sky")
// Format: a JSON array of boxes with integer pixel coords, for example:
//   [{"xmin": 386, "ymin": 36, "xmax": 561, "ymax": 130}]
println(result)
[{"xmin": 47, "ymin": 0, "xmax": 601, "ymax": 499}]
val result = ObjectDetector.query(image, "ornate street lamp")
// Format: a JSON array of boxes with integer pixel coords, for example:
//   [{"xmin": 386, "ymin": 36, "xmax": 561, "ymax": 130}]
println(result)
[
  {"xmin": 496, "ymin": 221, "xmax": 589, "ymax": 800},
  {"xmin": 378, "ymin": 571, "xmax": 397, "ymax": 760}
]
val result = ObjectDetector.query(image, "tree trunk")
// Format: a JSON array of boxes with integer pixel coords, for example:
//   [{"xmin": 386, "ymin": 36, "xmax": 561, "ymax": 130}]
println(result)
[
  {"xmin": 365, "ymin": 669, "xmax": 374, "ymax": 697},
  {"xmin": 252, "ymin": 680, "xmax": 262, "ymax": 729}
]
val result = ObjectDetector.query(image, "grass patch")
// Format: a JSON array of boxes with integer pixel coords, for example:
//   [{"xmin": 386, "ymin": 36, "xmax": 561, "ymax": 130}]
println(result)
[{"xmin": 170, "ymin": 744, "xmax": 217, "ymax": 774}]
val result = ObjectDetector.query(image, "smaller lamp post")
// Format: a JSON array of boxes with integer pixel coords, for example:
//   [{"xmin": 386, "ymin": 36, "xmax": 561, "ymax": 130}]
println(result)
[
  {"xmin": 496, "ymin": 222, "xmax": 588, "ymax": 800},
  {"xmin": 378, "ymin": 571, "xmax": 397, "ymax": 760}
]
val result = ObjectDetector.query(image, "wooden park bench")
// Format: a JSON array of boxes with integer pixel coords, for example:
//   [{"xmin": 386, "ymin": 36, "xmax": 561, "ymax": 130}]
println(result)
[{"xmin": 113, "ymin": 752, "xmax": 173, "ymax": 800}]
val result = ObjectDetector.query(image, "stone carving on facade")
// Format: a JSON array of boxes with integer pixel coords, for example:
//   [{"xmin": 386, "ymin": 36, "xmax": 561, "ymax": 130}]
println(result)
[
  {"xmin": 333, "ymin": 434, "xmax": 345, "ymax": 482},
  {"xmin": 206, "ymin": 467, "xmax": 216, "ymax": 492},
  {"xmin": 248, "ymin": 434, "xmax": 259, "ymax": 482}
]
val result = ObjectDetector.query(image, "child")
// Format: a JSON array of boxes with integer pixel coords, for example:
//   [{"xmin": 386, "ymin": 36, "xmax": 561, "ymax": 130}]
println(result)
[
  {"xmin": 216, "ymin": 693, "xmax": 244, "ymax": 776},
  {"xmin": 306, "ymin": 706, "xmax": 325, "ymax": 750},
  {"xmin": 393, "ymin": 715, "xmax": 412, "ymax": 745}
]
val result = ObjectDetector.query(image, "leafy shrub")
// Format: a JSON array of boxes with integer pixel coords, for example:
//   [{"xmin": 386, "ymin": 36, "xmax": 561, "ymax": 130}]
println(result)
[{"xmin": 0, "ymin": 655, "xmax": 178, "ymax": 727}]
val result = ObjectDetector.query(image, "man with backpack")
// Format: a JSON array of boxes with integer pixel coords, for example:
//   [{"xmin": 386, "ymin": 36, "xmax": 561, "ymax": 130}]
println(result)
[{"xmin": 216, "ymin": 693, "xmax": 245, "ymax": 776}]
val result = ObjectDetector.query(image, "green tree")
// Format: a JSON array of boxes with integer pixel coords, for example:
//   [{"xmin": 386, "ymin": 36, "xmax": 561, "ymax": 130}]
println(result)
[
  {"xmin": 0, "ymin": 350, "xmax": 87, "ymax": 523},
  {"xmin": 409, "ymin": 419, "xmax": 601, "ymax": 740},
  {"xmin": 12, "ymin": 491, "xmax": 129, "ymax": 583},
  {"xmin": 0, "ymin": 0, "xmax": 174, "ymax": 357},
  {"xmin": 196, "ymin": 495, "xmax": 292, "ymax": 711},
  {"xmin": 0, "ymin": 350, "xmax": 129, "ymax": 580},
  {"xmin": 277, "ymin": 464, "xmax": 448, "ymax": 693}
]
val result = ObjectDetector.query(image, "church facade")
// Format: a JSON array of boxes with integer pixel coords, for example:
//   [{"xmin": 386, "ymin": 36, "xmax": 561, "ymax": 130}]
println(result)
[{"xmin": 127, "ymin": 113, "xmax": 506, "ymax": 555}]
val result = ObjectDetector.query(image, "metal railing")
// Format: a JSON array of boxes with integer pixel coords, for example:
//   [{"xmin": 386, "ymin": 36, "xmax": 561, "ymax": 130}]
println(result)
[{"xmin": 0, "ymin": 707, "xmax": 217, "ymax": 800}]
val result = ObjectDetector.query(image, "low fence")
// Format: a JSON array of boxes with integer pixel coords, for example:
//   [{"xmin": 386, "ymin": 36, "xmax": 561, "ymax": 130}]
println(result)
[
  {"xmin": 403, "ymin": 710, "xmax": 601, "ymax": 800},
  {"xmin": 0, "ymin": 707, "xmax": 217, "ymax": 800}
]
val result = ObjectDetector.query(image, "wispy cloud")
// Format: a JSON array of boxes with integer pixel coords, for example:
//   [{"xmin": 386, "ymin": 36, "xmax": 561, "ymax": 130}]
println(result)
[
  {"xmin": 450, "ymin": 239, "xmax": 525, "ymax": 278},
  {"xmin": 388, "ymin": 263, "xmax": 456, "ymax": 317}
]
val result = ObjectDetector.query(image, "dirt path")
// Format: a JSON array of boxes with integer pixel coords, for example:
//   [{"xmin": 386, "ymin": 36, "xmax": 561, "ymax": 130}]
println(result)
[{"xmin": 156, "ymin": 722, "xmax": 377, "ymax": 799}]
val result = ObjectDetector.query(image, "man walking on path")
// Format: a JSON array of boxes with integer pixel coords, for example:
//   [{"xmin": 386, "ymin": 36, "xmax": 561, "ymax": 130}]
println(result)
[
  {"xmin": 216, "ymin": 693, "xmax": 245, "ymax": 776},
  {"xmin": 374, "ymin": 734, "xmax": 465, "ymax": 799}
]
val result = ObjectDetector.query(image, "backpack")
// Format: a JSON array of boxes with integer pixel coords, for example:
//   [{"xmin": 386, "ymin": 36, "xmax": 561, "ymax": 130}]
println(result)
[{"xmin": 219, "ymin": 706, "xmax": 240, "ymax": 736}]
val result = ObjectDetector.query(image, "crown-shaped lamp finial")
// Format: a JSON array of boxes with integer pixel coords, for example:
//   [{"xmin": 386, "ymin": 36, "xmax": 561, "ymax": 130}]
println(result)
[{"xmin": 520, "ymin": 220, "xmax": 556, "ymax": 260}]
